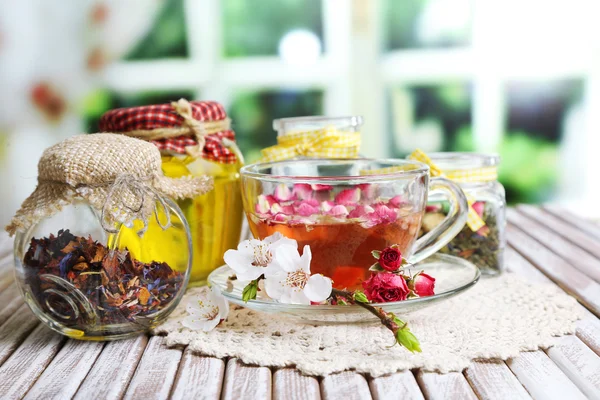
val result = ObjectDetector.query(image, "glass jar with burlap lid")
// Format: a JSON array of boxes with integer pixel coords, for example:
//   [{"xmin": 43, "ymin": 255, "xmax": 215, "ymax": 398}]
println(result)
[
  {"xmin": 99, "ymin": 99, "xmax": 244, "ymax": 286},
  {"xmin": 6, "ymin": 133, "xmax": 212, "ymax": 340},
  {"xmin": 409, "ymin": 150, "xmax": 506, "ymax": 275}
]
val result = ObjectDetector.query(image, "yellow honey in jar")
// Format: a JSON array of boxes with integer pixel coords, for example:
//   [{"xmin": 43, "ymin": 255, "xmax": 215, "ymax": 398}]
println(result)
[{"xmin": 161, "ymin": 155, "xmax": 243, "ymax": 285}]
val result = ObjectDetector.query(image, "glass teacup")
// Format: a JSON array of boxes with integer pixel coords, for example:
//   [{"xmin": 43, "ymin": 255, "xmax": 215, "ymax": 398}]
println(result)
[{"xmin": 240, "ymin": 159, "xmax": 468, "ymax": 290}]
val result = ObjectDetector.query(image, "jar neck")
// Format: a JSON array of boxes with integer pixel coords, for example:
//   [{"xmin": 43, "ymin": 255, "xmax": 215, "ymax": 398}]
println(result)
[{"xmin": 273, "ymin": 115, "xmax": 363, "ymax": 137}]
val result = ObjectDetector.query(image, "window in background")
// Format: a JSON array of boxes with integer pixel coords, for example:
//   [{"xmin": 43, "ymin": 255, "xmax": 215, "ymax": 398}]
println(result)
[
  {"xmin": 500, "ymin": 79, "xmax": 584, "ymax": 204},
  {"xmin": 83, "ymin": 90, "xmax": 195, "ymax": 133},
  {"xmin": 125, "ymin": 0, "xmax": 189, "ymax": 60},
  {"xmin": 388, "ymin": 83, "xmax": 472, "ymax": 156},
  {"xmin": 228, "ymin": 90, "xmax": 324, "ymax": 162},
  {"xmin": 223, "ymin": 0, "xmax": 324, "ymax": 57},
  {"xmin": 383, "ymin": 0, "xmax": 472, "ymax": 50}
]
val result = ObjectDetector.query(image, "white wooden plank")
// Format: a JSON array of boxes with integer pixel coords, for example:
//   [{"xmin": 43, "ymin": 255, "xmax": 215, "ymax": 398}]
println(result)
[
  {"xmin": 221, "ymin": 358, "xmax": 272, "ymax": 400},
  {"xmin": 416, "ymin": 371, "xmax": 477, "ymax": 400},
  {"xmin": 576, "ymin": 318, "xmax": 600, "ymax": 357},
  {"xmin": 170, "ymin": 349, "xmax": 225, "ymax": 400},
  {"xmin": 273, "ymin": 368, "xmax": 321, "ymax": 400},
  {"xmin": 0, "ymin": 324, "xmax": 65, "ymax": 399},
  {"xmin": 546, "ymin": 335, "xmax": 600, "ymax": 399},
  {"xmin": 507, "ymin": 351, "xmax": 587, "ymax": 400},
  {"xmin": 0, "ymin": 304, "xmax": 39, "ymax": 365},
  {"xmin": 518, "ymin": 204, "xmax": 600, "ymax": 259},
  {"xmin": 464, "ymin": 360, "xmax": 531, "ymax": 400},
  {"xmin": 369, "ymin": 371, "xmax": 424, "ymax": 400},
  {"xmin": 507, "ymin": 224, "xmax": 600, "ymax": 316},
  {"xmin": 0, "ymin": 265, "xmax": 14, "ymax": 293},
  {"xmin": 0, "ymin": 297, "xmax": 24, "ymax": 329},
  {"xmin": 543, "ymin": 204, "xmax": 600, "ymax": 239},
  {"xmin": 0, "ymin": 232, "xmax": 13, "ymax": 261},
  {"xmin": 24, "ymin": 339, "xmax": 104, "ymax": 400},
  {"xmin": 122, "ymin": 335, "xmax": 183, "ymax": 400},
  {"xmin": 0, "ymin": 284, "xmax": 21, "ymax": 311},
  {"xmin": 321, "ymin": 371, "xmax": 372, "ymax": 400},
  {"xmin": 508, "ymin": 208, "xmax": 600, "ymax": 282},
  {"xmin": 74, "ymin": 335, "xmax": 148, "ymax": 400}
]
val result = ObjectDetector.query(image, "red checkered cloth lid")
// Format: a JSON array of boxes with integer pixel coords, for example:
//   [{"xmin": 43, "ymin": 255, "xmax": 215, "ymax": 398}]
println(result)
[{"xmin": 99, "ymin": 100, "xmax": 238, "ymax": 164}]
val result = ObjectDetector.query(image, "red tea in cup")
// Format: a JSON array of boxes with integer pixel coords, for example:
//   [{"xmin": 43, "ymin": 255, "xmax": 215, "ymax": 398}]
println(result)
[{"xmin": 248, "ymin": 209, "xmax": 423, "ymax": 290}]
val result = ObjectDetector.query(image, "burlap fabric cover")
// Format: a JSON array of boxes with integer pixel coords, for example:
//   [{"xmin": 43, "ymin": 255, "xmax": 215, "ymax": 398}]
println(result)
[{"xmin": 6, "ymin": 133, "xmax": 213, "ymax": 236}]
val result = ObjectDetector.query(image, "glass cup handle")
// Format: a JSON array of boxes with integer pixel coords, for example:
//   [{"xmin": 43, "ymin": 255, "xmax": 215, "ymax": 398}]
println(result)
[{"xmin": 409, "ymin": 177, "xmax": 468, "ymax": 264}]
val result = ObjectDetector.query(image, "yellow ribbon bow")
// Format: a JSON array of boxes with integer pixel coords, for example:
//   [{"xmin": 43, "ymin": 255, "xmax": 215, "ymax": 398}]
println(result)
[
  {"xmin": 260, "ymin": 128, "xmax": 361, "ymax": 163},
  {"xmin": 408, "ymin": 149, "xmax": 496, "ymax": 232}
]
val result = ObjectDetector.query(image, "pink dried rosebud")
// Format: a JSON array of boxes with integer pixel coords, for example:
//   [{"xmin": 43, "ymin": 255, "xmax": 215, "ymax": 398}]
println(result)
[
  {"xmin": 378, "ymin": 246, "xmax": 402, "ymax": 272},
  {"xmin": 256, "ymin": 198, "xmax": 270, "ymax": 214},
  {"xmin": 389, "ymin": 195, "xmax": 404, "ymax": 208},
  {"xmin": 412, "ymin": 273, "xmax": 435, "ymax": 297},
  {"xmin": 294, "ymin": 202, "xmax": 320, "ymax": 217},
  {"xmin": 362, "ymin": 204, "xmax": 398, "ymax": 228},
  {"xmin": 271, "ymin": 203, "xmax": 294, "ymax": 215},
  {"xmin": 362, "ymin": 273, "xmax": 409, "ymax": 303},
  {"xmin": 320, "ymin": 201, "xmax": 335, "ymax": 212},
  {"xmin": 425, "ymin": 204, "xmax": 442, "ymax": 213},
  {"xmin": 472, "ymin": 201, "xmax": 484, "ymax": 217},
  {"xmin": 293, "ymin": 183, "xmax": 313, "ymax": 200},
  {"xmin": 348, "ymin": 204, "xmax": 374, "ymax": 219},
  {"xmin": 272, "ymin": 213, "xmax": 289, "ymax": 223},
  {"xmin": 328, "ymin": 205, "xmax": 349, "ymax": 217},
  {"xmin": 274, "ymin": 184, "xmax": 294, "ymax": 202},
  {"xmin": 312, "ymin": 184, "xmax": 333, "ymax": 191},
  {"xmin": 334, "ymin": 188, "xmax": 361, "ymax": 205}
]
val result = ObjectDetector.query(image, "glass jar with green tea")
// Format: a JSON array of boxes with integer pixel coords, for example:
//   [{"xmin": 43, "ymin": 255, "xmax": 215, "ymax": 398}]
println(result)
[
  {"xmin": 99, "ymin": 99, "xmax": 244, "ymax": 286},
  {"xmin": 260, "ymin": 116, "xmax": 363, "ymax": 162},
  {"xmin": 414, "ymin": 152, "xmax": 506, "ymax": 275}
]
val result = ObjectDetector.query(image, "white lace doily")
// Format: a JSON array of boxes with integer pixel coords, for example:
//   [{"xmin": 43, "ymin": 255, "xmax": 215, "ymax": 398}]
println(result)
[{"xmin": 154, "ymin": 273, "xmax": 581, "ymax": 377}]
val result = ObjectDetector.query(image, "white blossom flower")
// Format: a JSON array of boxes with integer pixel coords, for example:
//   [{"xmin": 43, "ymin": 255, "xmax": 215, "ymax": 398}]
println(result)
[
  {"xmin": 182, "ymin": 287, "xmax": 229, "ymax": 332},
  {"xmin": 224, "ymin": 232, "xmax": 296, "ymax": 281},
  {"xmin": 264, "ymin": 244, "xmax": 332, "ymax": 305}
]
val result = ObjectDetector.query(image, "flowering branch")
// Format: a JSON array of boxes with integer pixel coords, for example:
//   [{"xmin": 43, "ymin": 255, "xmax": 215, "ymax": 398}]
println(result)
[{"xmin": 331, "ymin": 288, "xmax": 421, "ymax": 353}]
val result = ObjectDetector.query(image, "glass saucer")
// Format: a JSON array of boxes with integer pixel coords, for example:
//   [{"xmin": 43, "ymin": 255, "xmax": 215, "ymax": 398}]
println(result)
[{"xmin": 208, "ymin": 253, "xmax": 480, "ymax": 323}]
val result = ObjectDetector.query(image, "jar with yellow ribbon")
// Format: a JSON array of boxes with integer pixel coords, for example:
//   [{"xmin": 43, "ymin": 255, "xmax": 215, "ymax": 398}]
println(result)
[
  {"xmin": 409, "ymin": 150, "xmax": 506, "ymax": 275},
  {"xmin": 99, "ymin": 99, "xmax": 244, "ymax": 286},
  {"xmin": 260, "ymin": 116, "xmax": 363, "ymax": 162}
]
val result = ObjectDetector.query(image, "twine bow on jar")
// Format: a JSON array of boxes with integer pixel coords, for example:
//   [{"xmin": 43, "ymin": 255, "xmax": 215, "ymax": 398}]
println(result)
[
  {"xmin": 260, "ymin": 127, "xmax": 361, "ymax": 162},
  {"xmin": 408, "ymin": 149, "xmax": 497, "ymax": 232},
  {"xmin": 96, "ymin": 173, "xmax": 174, "ymax": 236}
]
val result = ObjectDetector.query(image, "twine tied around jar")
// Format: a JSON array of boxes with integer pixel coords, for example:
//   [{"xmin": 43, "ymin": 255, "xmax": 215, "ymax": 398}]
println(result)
[
  {"xmin": 94, "ymin": 173, "xmax": 173, "ymax": 236},
  {"xmin": 6, "ymin": 134, "xmax": 213, "ymax": 237},
  {"xmin": 408, "ymin": 149, "xmax": 497, "ymax": 232}
]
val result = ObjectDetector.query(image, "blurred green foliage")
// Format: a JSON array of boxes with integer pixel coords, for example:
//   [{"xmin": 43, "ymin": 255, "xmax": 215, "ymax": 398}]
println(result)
[
  {"xmin": 498, "ymin": 133, "xmax": 558, "ymax": 204},
  {"xmin": 223, "ymin": 0, "xmax": 323, "ymax": 57},
  {"xmin": 126, "ymin": 0, "xmax": 188, "ymax": 60},
  {"xmin": 383, "ymin": 0, "xmax": 471, "ymax": 50},
  {"xmin": 229, "ymin": 90, "xmax": 324, "ymax": 162}
]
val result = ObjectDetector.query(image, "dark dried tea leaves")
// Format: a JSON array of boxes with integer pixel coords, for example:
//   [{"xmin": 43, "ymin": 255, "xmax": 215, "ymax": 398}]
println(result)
[{"xmin": 23, "ymin": 229, "xmax": 184, "ymax": 327}]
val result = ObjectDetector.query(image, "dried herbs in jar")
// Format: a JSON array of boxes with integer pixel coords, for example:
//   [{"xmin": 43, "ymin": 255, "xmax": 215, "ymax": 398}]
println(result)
[{"xmin": 414, "ymin": 152, "xmax": 506, "ymax": 275}]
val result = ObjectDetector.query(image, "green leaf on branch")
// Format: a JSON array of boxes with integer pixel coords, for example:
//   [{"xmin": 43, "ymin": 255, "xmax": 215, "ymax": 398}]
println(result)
[
  {"xmin": 353, "ymin": 290, "xmax": 369, "ymax": 303},
  {"xmin": 242, "ymin": 280, "xmax": 259, "ymax": 302},
  {"xmin": 371, "ymin": 250, "xmax": 381, "ymax": 259},
  {"xmin": 396, "ymin": 329, "xmax": 422, "ymax": 353},
  {"xmin": 369, "ymin": 262, "xmax": 385, "ymax": 272}
]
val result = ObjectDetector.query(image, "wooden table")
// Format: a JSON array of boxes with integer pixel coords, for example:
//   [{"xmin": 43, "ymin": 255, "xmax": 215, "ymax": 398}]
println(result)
[{"xmin": 0, "ymin": 205, "xmax": 599, "ymax": 399}]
